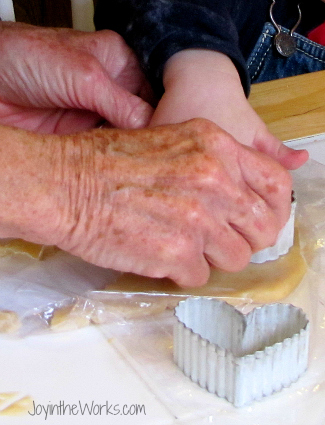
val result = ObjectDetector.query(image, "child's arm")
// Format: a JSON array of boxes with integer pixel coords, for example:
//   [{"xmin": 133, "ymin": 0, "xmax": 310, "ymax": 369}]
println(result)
[{"xmin": 150, "ymin": 49, "xmax": 308, "ymax": 170}]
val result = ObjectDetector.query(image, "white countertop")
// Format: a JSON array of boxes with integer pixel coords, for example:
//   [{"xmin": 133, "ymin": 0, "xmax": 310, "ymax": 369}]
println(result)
[{"xmin": 285, "ymin": 133, "xmax": 325, "ymax": 164}]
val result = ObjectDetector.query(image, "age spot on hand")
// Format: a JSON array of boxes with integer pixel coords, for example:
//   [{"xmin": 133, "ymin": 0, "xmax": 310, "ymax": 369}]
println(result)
[{"xmin": 265, "ymin": 184, "xmax": 278, "ymax": 194}]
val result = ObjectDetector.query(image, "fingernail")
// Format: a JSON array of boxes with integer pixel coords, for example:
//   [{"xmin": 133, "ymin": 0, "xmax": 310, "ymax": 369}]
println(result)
[{"xmin": 127, "ymin": 101, "xmax": 154, "ymax": 129}]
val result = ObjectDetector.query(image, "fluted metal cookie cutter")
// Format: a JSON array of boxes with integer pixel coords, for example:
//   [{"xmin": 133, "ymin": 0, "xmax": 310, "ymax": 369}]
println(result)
[
  {"xmin": 174, "ymin": 298, "xmax": 309, "ymax": 407},
  {"xmin": 250, "ymin": 196, "xmax": 296, "ymax": 263}
]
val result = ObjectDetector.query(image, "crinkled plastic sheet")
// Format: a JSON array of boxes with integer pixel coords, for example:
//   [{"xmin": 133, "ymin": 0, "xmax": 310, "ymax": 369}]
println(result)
[
  {"xmin": 0, "ymin": 159, "xmax": 324, "ymax": 424},
  {"xmin": 0, "ymin": 251, "xmax": 120, "ymax": 336}
]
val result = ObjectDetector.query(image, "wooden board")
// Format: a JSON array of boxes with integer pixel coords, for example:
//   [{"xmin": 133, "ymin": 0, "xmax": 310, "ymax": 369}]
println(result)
[{"xmin": 249, "ymin": 70, "xmax": 325, "ymax": 141}]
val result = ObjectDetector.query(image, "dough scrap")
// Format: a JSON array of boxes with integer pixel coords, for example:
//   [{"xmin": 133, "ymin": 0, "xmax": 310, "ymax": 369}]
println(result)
[
  {"xmin": 0, "ymin": 310, "xmax": 21, "ymax": 334},
  {"xmin": 106, "ymin": 230, "xmax": 307, "ymax": 304},
  {"xmin": 0, "ymin": 393, "xmax": 33, "ymax": 416},
  {"xmin": 0, "ymin": 239, "xmax": 57, "ymax": 260},
  {"xmin": 50, "ymin": 305, "xmax": 91, "ymax": 332}
]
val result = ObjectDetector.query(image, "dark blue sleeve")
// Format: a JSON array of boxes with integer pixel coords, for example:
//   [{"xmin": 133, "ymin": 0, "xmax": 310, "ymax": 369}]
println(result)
[{"xmin": 94, "ymin": 0, "xmax": 250, "ymax": 97}]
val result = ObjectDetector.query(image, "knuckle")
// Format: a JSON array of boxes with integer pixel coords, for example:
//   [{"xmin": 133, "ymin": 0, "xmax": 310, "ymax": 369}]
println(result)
[
  {"xmin": 106, "ymin": 30, "xmax": 125, "ymax": 46},
  {"xmin": 80, "ymin": 59, "xmax": 103, "ymax": 84},
  {"xmin": 184, "ymin": 200, "xmax": 206, "ymax": 226},
  {"xmin": 161, "ymin": 233, "xmax": 192, "ymax": 264},
  {"xmin": 94, "ymin": 29, "xmax": 125, "ymax": 46},
  {"xmin": 194, "ymin": 117, "xmax": 218, "ymax": 132},
  {"xmin": 184, "ymin": 117, "xmax": 214, "ymax": 130},
  {"xmin": 182, "ymin": 117, "xmax": 220, "ymax": 142},
  {"xmin": 270, "ymin": 165, "xmax": 292, "ymax": 198},
  {"xmin": 278, "ymin": 167, "xmax": 292, "ymax": 191}
]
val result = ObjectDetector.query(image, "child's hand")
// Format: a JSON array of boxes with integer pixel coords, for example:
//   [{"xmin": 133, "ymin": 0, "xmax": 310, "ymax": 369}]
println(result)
[{"xmin": 150, "ymin": 49, "xmax": 308, "ymax": 170}]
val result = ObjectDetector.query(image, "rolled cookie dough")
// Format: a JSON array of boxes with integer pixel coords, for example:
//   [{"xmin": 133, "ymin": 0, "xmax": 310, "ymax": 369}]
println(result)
[{"xmin": 105, "ymin": 230, "xmax": 307, "ymax": 304}]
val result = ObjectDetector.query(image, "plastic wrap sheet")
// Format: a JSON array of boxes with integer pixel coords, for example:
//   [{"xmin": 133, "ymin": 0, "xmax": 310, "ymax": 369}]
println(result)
[
  {"xmin": 292, "ymin": 160, "xmax": 325, "ymax": 274},
  {"xmin": 0, "ymin": 251, "xmax": 120, "ymax": 336}
]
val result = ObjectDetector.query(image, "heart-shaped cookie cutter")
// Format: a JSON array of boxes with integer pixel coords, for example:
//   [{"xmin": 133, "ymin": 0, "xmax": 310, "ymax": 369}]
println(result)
[{"xmin": 174, "ymin": 298, "xmax": 309, "ymax": 407}]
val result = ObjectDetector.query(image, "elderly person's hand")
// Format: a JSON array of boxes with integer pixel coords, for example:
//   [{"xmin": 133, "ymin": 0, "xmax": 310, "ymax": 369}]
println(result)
[
  {"xmin": 0, "ymin": 22, "xmax": 154, "ymax": 133},
  {"xmin": 0, "ymin": 119, "xmax": 293, "ymax": 287}
]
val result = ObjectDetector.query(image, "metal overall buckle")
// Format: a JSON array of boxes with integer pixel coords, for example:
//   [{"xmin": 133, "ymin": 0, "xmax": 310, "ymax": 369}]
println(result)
[{"xmin": 269, "ymin": 0, "xmax": 302, "ymax": 57}]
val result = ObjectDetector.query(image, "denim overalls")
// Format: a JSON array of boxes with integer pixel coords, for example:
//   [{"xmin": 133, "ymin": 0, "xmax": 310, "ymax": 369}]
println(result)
[{"xmin": 247, "ymin": 22, "xmax": 325, "ymax": 84}]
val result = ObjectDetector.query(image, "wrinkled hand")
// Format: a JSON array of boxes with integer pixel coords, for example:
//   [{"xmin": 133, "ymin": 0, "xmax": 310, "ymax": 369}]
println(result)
[
  {"xmin": 53, "ymin": 119, "xmax": 293, "ymax": 287},
  {"xmin": 151, "ymin": 49, "xmax": 308, "ymax": 170},
  {"xmin": 0, "ymin": 22, "xmax": 153, "ymax": 133}
]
